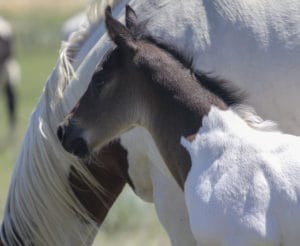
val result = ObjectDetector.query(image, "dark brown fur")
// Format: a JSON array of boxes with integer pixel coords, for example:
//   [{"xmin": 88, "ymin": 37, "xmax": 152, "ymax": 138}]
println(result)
[{"xmin": 70, "ymin": 140, "xmax": 132, "ymax": 224}]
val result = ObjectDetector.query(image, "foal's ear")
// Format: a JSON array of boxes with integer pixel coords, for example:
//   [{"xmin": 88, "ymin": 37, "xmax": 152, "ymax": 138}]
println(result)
[
  {"xmin": 125, "ymin": 5, "xmax": 138, "ymax": 30},
  {"xmin": 105, "ymin": 6, "xmax": 136, "ymax": 51}
]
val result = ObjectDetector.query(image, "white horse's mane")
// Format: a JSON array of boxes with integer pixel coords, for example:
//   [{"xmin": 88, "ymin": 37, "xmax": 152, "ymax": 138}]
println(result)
[
  {"xmin": 60, "ymin": 0, "xmax": 120, "ymax": 95},
  {"xmin": 0, "ymin": 1, "xmax": 122, "ymax": 245}
]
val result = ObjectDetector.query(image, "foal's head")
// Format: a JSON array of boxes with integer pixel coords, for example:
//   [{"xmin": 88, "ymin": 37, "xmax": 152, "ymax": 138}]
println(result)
[{"xmin": 58, "ymin": 5, "xmax": 198, "ymax": 156}]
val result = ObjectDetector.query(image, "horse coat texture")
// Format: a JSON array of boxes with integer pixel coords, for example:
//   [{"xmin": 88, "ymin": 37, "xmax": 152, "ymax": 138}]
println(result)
[{"xmin": 182, "ymin": 107, "xmax": 300, "ymax": 246}]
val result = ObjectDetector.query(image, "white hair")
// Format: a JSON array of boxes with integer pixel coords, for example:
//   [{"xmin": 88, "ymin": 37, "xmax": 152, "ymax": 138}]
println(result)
[
  {"xmin": 0, "ymin": 0, "xmax": 124, "ymax": 245},
  {"xmin": 231, "ymin": 104, "xmax": 279, "ymax": 132}
]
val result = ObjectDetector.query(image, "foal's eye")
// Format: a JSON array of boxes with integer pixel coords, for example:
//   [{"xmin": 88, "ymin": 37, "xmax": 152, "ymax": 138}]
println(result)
[
  {"xmin": 95, "ymin": 79, "xmax": 105, "ymax": 88},
  {"xmin": 91, "ymin": 69, "xmax": 108, "ymax": 93},
  {"xmin": 93, "ymin": 79, "xmax": 105, "ymax": 93}
]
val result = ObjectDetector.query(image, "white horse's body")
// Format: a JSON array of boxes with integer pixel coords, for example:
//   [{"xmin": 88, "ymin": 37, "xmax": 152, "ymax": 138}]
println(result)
[{"xmin": 182, "ymin": 106, "xmax": 300, "ymax": 246}]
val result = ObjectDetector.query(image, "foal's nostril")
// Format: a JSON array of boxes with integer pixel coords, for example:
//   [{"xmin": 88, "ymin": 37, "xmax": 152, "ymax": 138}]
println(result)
[
  {"xmin": 57, "ymin": 125, "xmax": 65, "ymax": 143},
  {"xmin": 56, "ymin": 123, "xmax": 89, "ymax": 158}
]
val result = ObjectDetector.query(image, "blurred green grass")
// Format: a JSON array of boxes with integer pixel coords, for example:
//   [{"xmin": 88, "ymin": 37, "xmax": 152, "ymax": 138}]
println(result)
[{"xmin": 0, "ymin": 6, "xmax": 168, "ymax": 245}]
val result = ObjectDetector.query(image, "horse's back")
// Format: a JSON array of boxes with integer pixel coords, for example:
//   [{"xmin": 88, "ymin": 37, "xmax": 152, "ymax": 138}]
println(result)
[
  {"xmin": 198, "ymin": 0, "xmax": 300, "ymax": 134},
  {"xmin": 183, "ymin": 107, "xmax": 300, "ymax": 246}
]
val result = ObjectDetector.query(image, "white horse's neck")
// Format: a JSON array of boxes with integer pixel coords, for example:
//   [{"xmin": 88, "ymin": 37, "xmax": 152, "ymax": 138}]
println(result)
[{"xmin": 0, "ymin": 1, "xmax": 126, "ymax": 245}]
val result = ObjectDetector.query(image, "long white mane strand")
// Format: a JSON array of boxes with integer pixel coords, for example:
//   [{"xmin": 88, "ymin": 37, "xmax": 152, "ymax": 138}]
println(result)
[{"xmin": 0, "ymin": 0, "xmax": 124, "ymax": 245}]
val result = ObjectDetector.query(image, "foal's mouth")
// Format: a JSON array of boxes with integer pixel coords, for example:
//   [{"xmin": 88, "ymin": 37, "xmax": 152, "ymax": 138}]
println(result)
[
  {"xmin": 68, "ymin": 137, "xmax": 90, "ymax": 159},
  {"xmin": 57, "ymin": 124, "xmax": 90, "ymax": 159}
]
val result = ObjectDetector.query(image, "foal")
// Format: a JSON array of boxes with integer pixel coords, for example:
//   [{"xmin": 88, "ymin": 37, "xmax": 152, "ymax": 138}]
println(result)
[
  {"xmin": 58, "ymin": 6, "xmax": 243, "ymax": 188},
  {"xmin": 59, "ymin": 6, "xmax": 300, "ymax": 246}
]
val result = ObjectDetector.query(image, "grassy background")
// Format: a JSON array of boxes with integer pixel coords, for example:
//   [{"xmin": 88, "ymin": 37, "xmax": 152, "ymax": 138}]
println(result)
[{"xmin": 0, "ymin": 1, "xmax": 169, "ymax": 245}]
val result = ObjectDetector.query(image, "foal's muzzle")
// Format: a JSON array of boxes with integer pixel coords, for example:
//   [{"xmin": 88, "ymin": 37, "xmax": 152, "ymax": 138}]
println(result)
[{"xmin": 57, "ymin": 120, "xmax": 89, "ymax": 159}]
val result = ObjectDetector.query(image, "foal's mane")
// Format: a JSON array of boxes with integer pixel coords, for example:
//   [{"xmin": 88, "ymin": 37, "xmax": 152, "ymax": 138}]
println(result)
[
  {"xmin": 131, "ymin": 26, "xmax": 245, "ymax": 107},
  {"xmin": 0, "ymin": 1, "xmax": 123, "ymax": 245},
  {"xmin": 131, "ymin": 25, "xmax": 277, "ymax": 131}
]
